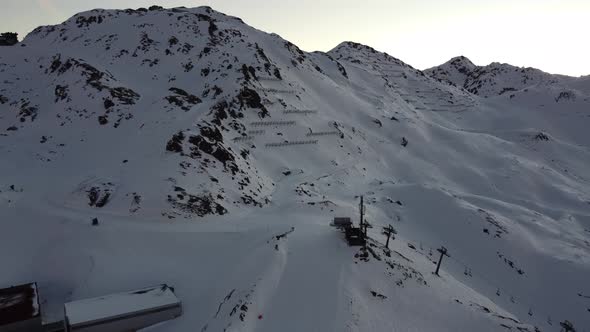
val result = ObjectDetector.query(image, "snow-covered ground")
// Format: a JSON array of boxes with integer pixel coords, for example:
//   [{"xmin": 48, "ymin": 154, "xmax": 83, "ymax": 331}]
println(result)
[{"xmin": 1, "ymin": 5, "xmax": 589, "ymax": 331}]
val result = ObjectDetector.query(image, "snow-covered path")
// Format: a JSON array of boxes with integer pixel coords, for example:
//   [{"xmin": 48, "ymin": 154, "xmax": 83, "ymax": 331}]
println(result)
[{"xmin": 258, "ymin": 225, "xmax": 350, "ymax": 332}]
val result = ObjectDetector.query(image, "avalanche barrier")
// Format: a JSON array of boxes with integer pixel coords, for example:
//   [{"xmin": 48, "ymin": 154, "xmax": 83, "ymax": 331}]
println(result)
[
  {"xmin": 251, "ymin": 120, "xmax": 296, "ymax": 127},
  {"xmin": 265, "ymin": 140, "xmax": 318, "ymax": 147},
  {"xmin": 306, "ymin": 131, "xmax": 340, "ymax": 137}
]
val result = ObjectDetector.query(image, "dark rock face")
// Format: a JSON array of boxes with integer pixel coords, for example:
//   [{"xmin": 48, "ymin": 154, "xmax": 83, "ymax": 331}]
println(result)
[
  {"xmin": 17, "ymin": 102, "xmax": 38, "ymax": 122},
  {"xmin": 47, "ymin": 55, "xmax": 140, "ymax": 105},
  {"xmin": 162, "ymin": 83, "xmax": 273, "ymax": 216},
  {"xmin": 336, "ymin": 61, "xmax": 348, "ymax": 78},
  {"xmin": 535, "ymin": 132, "xmax": 550, "ymax": 141},
  {"xmin": 555, "ymin": 91, "xmax": 576, "ymax": 102},
  {"xmin": 496, "ymin": 87, "xmax": 516, "ymax": 96},
  {"xmin": 103, "ymin": 98, "xmax": 115, "ymax": 109},
  {"xmin": 167, "ymin": 188, "xmax": 227, "ymax": 217},
  {"xmin": 237, "ymin": 88, "xmax": 268, "ymax": 118},
  {"xmin": 210, "ymin": 100, "xmax": 229, "ymax": 126},
  {"xmin": 0, "ymin": 32, "xmax": 18, "ymax": 46},
  {"xmin": 166, "ymin": 131, "xmax": 185, "ymax": 153},
  {"xmin": 54, "ymin": 85, "xmax": 69, "ymax": 102},
  {"xmin": 165, "ymin": 87, "xmax": 202, "ymax": 111},
  {"xmin": 87, "ymin": 186, "xmax": 112, "ymax": 207},
  {"xmin": 284, "ymin": 41, "xmax": 306, "ymax": 65},
  {"xmin": 188, "ymin": 125, "xmax": 239, "ymax": 175},
  {"xmin": 98, "ymin": 115, "xmax": 108, "ymax": 125},
  {"xmin": 241, "ymin": 64, "xmax": 257, "ymax": 81},
  {"xmin": 110, "ymin": 87, "xmax": 140, "ymax": 105},
  {"xmin": 75, "ymin": 15, "xmax": 104, "ymax": 28}
]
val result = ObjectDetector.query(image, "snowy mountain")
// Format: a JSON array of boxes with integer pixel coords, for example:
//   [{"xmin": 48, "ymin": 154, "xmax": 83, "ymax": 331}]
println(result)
[
  {"xmin": 1, "ymin": 6, "xmax": 589, "ymax": 331},
  {"xmin": 425, "ymin": 55, "xmax": 589, "ymax": 99}
]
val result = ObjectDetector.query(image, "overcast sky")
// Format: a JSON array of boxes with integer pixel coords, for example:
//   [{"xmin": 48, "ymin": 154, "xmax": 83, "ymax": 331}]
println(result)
[{"xmin": 1, "ymin": 0, "xmax": 588, "ymax": 76}]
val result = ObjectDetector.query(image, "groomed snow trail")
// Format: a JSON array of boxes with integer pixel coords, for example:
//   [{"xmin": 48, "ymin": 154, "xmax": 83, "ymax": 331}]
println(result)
[{"xmin": 257, "ymin": 225, "xmax": 350, "ymax": 332}]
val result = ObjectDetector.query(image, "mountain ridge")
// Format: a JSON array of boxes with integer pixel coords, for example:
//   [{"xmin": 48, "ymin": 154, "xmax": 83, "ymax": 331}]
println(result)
[{"xmin": 425, "ymin": 54, "xmax": 589, "ymax": 97}]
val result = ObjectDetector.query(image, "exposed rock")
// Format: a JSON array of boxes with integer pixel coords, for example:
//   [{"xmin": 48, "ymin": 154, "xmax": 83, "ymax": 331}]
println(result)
[
  {"xmin": 535, "ymin": 132, "xmax": 550, "ymax": 141},
  {"xmin": 168, "ymin": 188, "xmax": 227, "ymax": 217},
  {"xmin": 87, "ymin": 186, "xmax": 112, "ymax": 207},
  {"xmin": 98, "ymin": 115, "xmax": 108, "ymax": 125},
  {"xmin": 54, "ymin": 85, "xmax": 69, "ymax": 102},
  {"xmin": 237, "ymin": 88, "xmax": 268, "ymax": 117},
  {"xmin": 555, "ymin": 91, "xmax": 576, "ymax": 102},
  {"xmin": 166, "ymin": 131, "xmax": 185, "ymax": 153},
  {"xmin": 165, "ymin": 87, "xmax": 202, "ymax": 111}
]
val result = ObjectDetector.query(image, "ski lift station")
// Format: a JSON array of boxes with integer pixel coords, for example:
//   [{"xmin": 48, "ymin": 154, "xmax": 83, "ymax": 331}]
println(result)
[
  {"xmin": 63, "ymin": 284, "xmax": 182, "ymax": 332},
  {"xmin": 332, "ymin": 217, "xmax": 352, "ymax": 229},
  {"xmin": 0, "ymin": 283, "xmax": 41, "ymax": 332}
]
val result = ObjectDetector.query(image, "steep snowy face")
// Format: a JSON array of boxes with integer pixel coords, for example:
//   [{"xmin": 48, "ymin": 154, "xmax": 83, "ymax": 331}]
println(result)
[
  {"xmin": 0, "ymin": 6, "xmax": 336, "ymax": 219},
  {"xmin": 425, "ymin": 56, "xmax": 588, "ymax": 98},
  {"xmin": 327, "ymin": 41, "xmax": 479, "ymax": 124},
  {"xmin": 329, "ymin": 41, "xmax": 417, "ymax": 71}
]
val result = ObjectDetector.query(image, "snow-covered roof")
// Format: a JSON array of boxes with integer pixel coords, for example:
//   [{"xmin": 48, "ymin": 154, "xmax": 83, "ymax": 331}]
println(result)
[
  {"xmin": 64, "ymin": 284, "xmax": 180, "ymax": 326},
  {"xmin": 0, "ymin": 282, "xmax": 40, "ymax": 325}
]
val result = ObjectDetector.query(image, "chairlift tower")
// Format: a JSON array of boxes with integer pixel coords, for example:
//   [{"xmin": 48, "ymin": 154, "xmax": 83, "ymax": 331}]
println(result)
[{"xmin": 435, "ymin": 246, "xmax": 450, "ymax": 276}]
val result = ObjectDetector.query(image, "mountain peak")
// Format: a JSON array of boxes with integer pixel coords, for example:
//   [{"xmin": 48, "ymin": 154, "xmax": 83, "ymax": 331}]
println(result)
[
  {"xmin": 328, "ymin": 41, "xmax": 416, "ymax": 72},
  {"xmin": 24, "ymin": 5, "xmax": 243, "ymax": 44},
  {"xmin": 332, "ymin": 41, "xmax": 379, "ymax": 53},
  {"xmin": 447, "ymin": 55, "xmax": 475, "ymax": 67},
  {"xmin": 426, "ymin": 55, "xmax": 570, "ymax": 96},
  {"xmin": 440, "ymin": 56, "xmax": 477, "ymax": 74}
]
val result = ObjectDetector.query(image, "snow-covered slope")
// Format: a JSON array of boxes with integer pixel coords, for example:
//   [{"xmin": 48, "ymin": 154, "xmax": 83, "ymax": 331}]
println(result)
[
  {"xmin": 1, "ymin": 6, "xmax": 589, "ymax": 331},
  {"xmin": 425, "ymin": 55, "xmax": 589, "ymax": 100}
]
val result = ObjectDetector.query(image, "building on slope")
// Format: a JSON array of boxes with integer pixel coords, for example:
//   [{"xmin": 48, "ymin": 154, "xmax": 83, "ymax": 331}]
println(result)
[
  {"xmin": 0, "ymin": 32, "xmax": 18, "ymax": 46},
  {"xmin": 0, "ymin": 282, "xmax": 41, "ymax": 332},
  {"xmin": 63, "ymin": 284, "xmax": 182, "ymax": 332},
  {"xmin": 332, "ymin": 217, "xmax": 352, "ymax": 229}
]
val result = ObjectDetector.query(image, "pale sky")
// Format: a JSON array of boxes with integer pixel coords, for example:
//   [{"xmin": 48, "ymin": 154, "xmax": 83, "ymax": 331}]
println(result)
[{"xmin": 1, "ymin": 0, "xmax": 588, "ymax": 76}]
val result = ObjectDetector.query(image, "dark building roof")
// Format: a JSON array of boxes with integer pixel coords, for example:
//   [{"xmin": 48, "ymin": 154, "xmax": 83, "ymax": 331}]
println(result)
[{"xmin": 0, "ymin": 283, "xmax": 40, "ymax": 326}]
